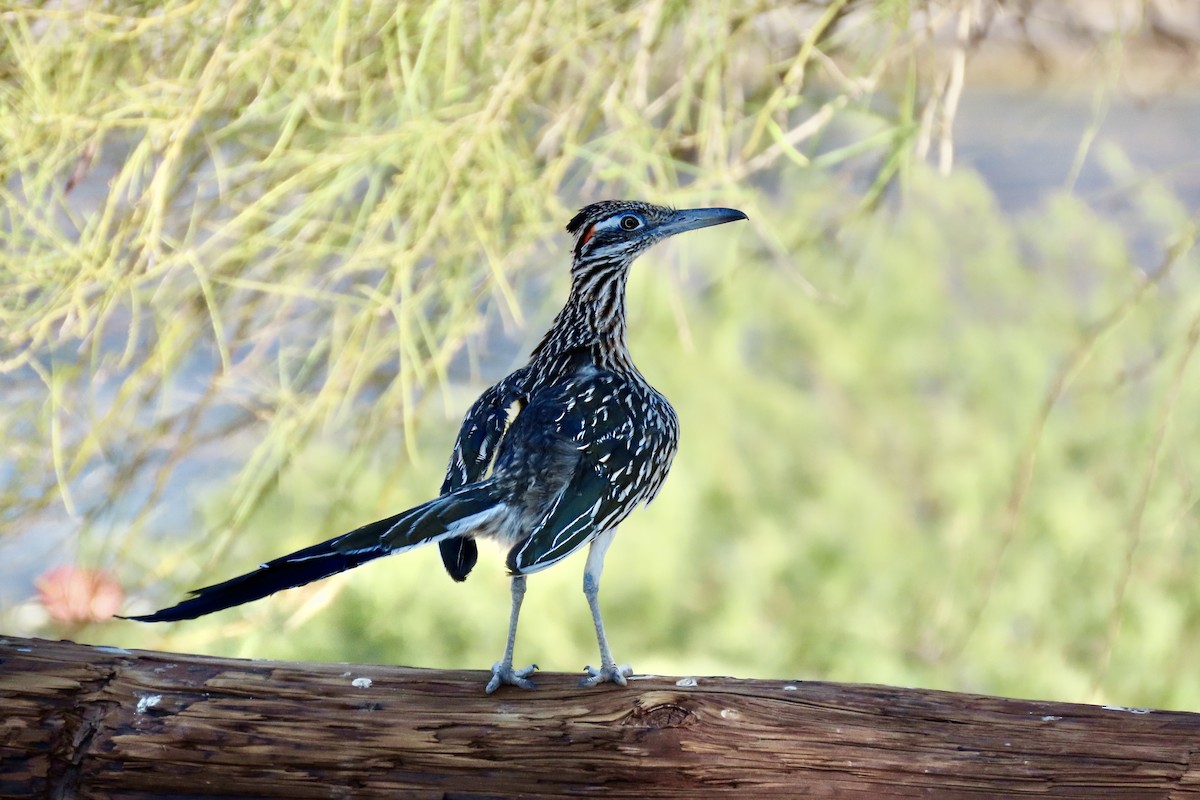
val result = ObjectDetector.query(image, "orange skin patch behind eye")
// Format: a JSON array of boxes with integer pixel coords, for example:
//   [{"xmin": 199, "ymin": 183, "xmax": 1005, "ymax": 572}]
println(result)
[{"xmin": 580, "ymin": 224, "xmax": 596, "ymax": 246}]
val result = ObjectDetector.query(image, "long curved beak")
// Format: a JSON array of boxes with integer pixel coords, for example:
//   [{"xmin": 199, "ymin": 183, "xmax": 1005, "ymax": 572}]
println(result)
[{"xmin": 656, "ymin": 207, "xmax": 748, "ymax": 238}]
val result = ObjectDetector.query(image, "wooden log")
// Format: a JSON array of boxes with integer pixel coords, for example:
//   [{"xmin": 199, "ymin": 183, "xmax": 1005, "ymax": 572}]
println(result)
[{"xmin": 1, "ymin": 635, "xmax": 1198, "ymax": 799}]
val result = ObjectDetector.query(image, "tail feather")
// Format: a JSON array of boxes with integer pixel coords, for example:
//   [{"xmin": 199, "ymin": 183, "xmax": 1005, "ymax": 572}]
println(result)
[
  {"xmin": 122, "ymin": 482, "xmax": 501, "ymax": 623},
  {"xmin": 438, "ymin": 536, "xmax": 479, "ymax": 582}
]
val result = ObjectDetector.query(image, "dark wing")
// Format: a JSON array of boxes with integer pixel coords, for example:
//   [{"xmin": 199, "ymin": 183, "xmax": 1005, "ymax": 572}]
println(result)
[
  {"xmin": 504, "ymin": 373, "xmax": 676, "ymax": 574},
  {"xmin": 438, "ymin": 368, "xmax": 529, "ymax": 580},
  {"xmin": 441, "ymin": 368, "xmax": 531, "ymax": 492}
]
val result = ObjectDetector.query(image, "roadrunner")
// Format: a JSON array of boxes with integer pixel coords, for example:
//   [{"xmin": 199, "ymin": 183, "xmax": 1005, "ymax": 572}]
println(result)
[{"xmin": 124, "ymin": 200, "xmax": 748, "ymax": 692}]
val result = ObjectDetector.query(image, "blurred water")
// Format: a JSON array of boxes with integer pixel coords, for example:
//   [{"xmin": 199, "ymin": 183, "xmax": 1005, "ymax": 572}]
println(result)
[
  {"xmin": 3, "ymin": 85, "xmax": 1198, "ymax": 604},
  {"xmin": 960, "ymin": 90, "xmax": 1200, "ymax": 210},
  {"xmin": 956, "ymin": 88, "xmax": 1200, "ymax": 268}
]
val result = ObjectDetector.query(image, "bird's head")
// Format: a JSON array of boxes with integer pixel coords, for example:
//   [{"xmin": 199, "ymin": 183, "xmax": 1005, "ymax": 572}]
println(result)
[{"xmin": 566, "ymin": 200, "xmax": 747, "ymax": 267}]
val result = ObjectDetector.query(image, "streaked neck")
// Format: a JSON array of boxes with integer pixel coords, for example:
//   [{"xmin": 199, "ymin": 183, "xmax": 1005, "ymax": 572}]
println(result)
[{"xmin": 530, "ymin": 255, "xmax": 635, "ymax": 372}]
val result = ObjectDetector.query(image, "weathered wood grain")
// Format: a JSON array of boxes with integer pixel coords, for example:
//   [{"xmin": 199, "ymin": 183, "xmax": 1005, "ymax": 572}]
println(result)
[{"xmin": 1, "ymin": 635, "xmax": 1198, "ymax": 798}]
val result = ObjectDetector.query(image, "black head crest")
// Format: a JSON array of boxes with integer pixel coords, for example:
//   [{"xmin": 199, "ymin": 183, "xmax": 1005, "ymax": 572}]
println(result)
[
  {"xmin": 563, "ymin": 200, "xmax": 742, "ymax": 265},
  {"xmin": 566, "ymin": 200, "xmax": 665, "ymax": 260},
  {"xmin": 566, "ymin": 201, "xmax": 630, "ymax": 235}
]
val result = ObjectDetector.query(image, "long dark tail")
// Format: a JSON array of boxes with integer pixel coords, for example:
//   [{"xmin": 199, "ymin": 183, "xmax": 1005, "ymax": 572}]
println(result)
[{"xmin": 122, "ymin": 482, "xmax": 501, "ymax": 623}]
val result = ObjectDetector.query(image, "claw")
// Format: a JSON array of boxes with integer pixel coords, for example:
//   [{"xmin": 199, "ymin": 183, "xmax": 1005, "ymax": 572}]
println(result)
[
  {"xmin": 580, "ymin": 662, "xmax": 633, "ymax": 688},
  {"xmin": 485, "ymin": 661, "xmax": 538, "ymax": 694}
]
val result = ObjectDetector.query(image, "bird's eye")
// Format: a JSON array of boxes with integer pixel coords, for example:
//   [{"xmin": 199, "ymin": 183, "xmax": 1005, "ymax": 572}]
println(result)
[{"xmin": 619, "ymin": 215, "xmax": 641, "ymax": 231}]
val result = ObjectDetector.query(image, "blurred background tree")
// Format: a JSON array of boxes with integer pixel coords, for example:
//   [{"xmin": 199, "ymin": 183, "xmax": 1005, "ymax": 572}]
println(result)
[{"xmin": 2, "ymin": 1, "xmax": 1199, "ymax": 709}]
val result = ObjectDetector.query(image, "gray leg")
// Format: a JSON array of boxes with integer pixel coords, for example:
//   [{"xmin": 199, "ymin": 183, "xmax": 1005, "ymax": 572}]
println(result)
[
  {"xmin": 580, "ymin": 529, "xmax": 633, "ymax": 688},
  {"xmin": 486, "ymin": 575, "xmax": 538, "ymax": 693}
]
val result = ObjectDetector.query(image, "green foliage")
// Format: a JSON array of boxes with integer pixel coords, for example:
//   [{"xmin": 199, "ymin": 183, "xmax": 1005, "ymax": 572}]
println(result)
[
  {"xmin": 2, "ymin": 0, "xmax": 904, "ymax": 543},
  {"xmin": 3, "ymin": 2, "xmax": 1199, "ymax": 711}
]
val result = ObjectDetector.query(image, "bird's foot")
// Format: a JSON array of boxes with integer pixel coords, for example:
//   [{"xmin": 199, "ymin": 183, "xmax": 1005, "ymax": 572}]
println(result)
[
  {"xmin": 485, "ymin": 661, "xmax": 538, "ymax": 694},
  {"xmin": 580, "ymin": 662, "xmax": 633, "ymax": 688}
]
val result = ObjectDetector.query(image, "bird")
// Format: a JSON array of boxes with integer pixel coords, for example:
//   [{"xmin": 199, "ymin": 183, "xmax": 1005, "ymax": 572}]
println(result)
[{"xmin": 122, "ymin": 200, "xmax": 748, "ymax": 692}]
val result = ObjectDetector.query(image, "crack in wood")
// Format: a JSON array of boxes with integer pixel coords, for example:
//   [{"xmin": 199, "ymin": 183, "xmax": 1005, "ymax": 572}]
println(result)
[
  {"xmin": 45, "ymin": 665, "xmax": 120, "ymax": 800},
  {"xmin": 621, "ymin": 701, "xmax": 697, "ymax": 729}
]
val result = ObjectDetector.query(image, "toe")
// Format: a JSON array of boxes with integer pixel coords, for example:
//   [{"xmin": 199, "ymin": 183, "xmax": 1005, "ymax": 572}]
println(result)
[
  {"xmin": 579, "ymin": 663, "xmax": 633, "ymax": 688},
  {"xmin": 486, "ymin": 662, "xmax": 539, "ymax": 693}
]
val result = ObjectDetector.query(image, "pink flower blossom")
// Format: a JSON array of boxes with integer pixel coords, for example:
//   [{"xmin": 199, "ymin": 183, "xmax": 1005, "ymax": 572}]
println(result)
[{"xmin": 35, "ymin": 565, "xmax": 125, "ymax": 624}]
